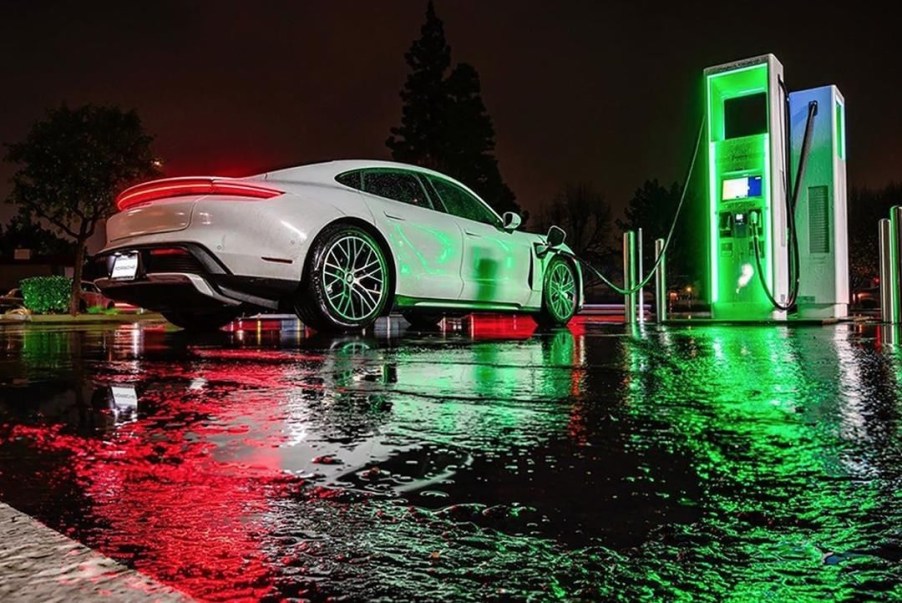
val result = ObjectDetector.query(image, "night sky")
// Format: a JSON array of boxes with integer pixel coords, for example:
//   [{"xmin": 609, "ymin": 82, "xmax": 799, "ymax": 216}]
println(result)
[{"xmin": 2, "ymin": 1, "xmax": 899, "ymax": 236}]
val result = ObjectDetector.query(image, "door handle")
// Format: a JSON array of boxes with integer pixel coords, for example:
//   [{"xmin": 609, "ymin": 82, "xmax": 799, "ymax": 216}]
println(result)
[
  {"xmin": 384, "ymin": 212, "xmax": 406, "ymax": 221},
  {"xmin": 464, "ymin": 230, "xmax": 480, "ymax": 237}
]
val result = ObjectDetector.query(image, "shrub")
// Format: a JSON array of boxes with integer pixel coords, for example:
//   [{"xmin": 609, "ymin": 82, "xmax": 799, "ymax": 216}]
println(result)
[
  {"xmin": 86, "ymin": 304, "xmax": 118, "ymax": 315},
  {"xmin": 20, "ymin": 276, "xmax": 71, "ymax": 314}
]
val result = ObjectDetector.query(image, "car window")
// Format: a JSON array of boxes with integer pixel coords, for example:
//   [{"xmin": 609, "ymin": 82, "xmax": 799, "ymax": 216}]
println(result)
[
  {"xmin": 335, "ymin": 170, "xmax": 363, "ymax": 191},
  {"xmin": 363, "ymin": 170, "xmax": 434, "ymax": 210},
  {"xmin": 427, "ymin": 176, "xmax": 502, "ymax": 227}
]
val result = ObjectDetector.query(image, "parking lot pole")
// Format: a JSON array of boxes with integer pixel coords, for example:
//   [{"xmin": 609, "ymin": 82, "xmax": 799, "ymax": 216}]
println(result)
[
  {"xmin": 879, "ymin": 218, "xmax": 894, "ymax": 323},
  {"xmin": 655, "ymin": 238, "xmax": 667, "ymax": 323},
  {"xmin": 637, "ymin": 228, "xmax": 644, "ymax": 323},
  {"xmin": 890, "ymin": 206, "xmax": 902, "ymax": 323},
  {"xmin": 623, "ymin": 231, "xmax": 637, "ymax": 323}
]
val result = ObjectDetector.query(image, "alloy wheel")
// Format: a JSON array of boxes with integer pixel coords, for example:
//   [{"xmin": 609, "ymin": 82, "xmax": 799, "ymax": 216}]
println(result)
[
  {"xmin": 321, "ymin": 234, "xmax": 386, "ymax": 322},
  {"xmin": 548, "ymin": 261, "xmax": 576, "ymax": 320}
]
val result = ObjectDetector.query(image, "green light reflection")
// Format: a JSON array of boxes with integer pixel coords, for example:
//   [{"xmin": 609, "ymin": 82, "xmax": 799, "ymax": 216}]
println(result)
[{"xmin": 617, "ymin": 324, "xmax": 901, "ymax": 601}]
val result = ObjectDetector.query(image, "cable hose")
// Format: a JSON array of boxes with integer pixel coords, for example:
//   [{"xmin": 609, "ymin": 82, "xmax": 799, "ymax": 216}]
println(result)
[
  {"xmin": 562, "ymin": 92, "xmax": 814, "ymax": 307},
  {"xmin": 752, "ymin": 99, "xmax": 818, "ymax": 311},
  {"xmin": 560, "ymin": 115, "xmax": 706, "ymax": 296},
  {"xmin": 786, "ymin": 99, "xmax": 818, "ymax": 305},
  {"xmin": 781, "ymin": 78, "xmax": 802, "ymax": 308},
  {"xmin": 752, "ymin": 233, "xmax": 785, "ymax": 310}
]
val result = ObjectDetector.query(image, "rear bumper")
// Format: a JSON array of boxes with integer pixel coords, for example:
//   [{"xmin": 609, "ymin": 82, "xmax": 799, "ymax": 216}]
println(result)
[
  {"xmin": 95, "ymin": 273, "xmax": 242, "ymax": 310},
  {"xmin": 94, "ymin": 244, "xmax": 298, "ymax": 312}
]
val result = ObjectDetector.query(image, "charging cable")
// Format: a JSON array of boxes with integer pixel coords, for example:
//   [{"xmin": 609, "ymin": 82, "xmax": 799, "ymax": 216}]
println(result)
[
  {"xmin": 751, "ymin": 99, "xmax": 817, "ymax": 310},
  {"xmin": 558, "ymin": 116, "xmax": 705, "ymax": 296}
]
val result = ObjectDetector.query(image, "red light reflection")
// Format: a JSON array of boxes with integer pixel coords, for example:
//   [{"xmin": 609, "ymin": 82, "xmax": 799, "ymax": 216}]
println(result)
[{"xmin": 8, "ymin": 359, "xmax": 304, "ymax": 601}]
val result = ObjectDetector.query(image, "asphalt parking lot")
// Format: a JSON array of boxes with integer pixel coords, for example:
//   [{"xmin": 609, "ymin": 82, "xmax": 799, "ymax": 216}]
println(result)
[{"xmin": 0, "ymin": 316, "xmax": 900, "ymax": 601}]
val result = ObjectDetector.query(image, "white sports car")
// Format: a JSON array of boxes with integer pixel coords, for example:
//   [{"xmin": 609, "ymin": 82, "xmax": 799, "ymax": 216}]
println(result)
[{"xmin": 94, "ymin": 160, "xmax": 582, "ymax": 331}]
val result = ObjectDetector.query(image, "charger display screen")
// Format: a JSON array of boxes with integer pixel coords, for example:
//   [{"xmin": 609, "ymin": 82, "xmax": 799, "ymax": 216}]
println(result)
[{"xmin": 722, "ymin": 176, "xmax": 763, "ymax": 200}]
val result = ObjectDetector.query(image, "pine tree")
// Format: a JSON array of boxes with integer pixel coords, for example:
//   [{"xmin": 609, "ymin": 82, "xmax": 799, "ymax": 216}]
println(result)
[
  {"xmin": 443, "ymin": 63, "xmax": 518, "ymax": 215},
  {"xmin": 387, "ymin": 2, "xmax": 520, "ymax": 216},
  {"xmin": 386, "ymin": 1, "xmax": 450, "ymax": 170}
]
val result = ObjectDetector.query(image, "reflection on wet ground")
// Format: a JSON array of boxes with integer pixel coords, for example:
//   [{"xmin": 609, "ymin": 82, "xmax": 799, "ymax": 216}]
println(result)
[{"xmin": 0, "ymin": 316, "xmax": 900, "ymax": 601}]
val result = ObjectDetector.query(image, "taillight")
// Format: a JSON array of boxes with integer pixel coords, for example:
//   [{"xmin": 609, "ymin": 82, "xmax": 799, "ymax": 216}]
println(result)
[
  {"xmin": 148, "ymin": 247, "xmax": 189, "ymax": 256},
  {"xmin": 116, "ymin": 177, "xmax": 282, "ymax": 210}
]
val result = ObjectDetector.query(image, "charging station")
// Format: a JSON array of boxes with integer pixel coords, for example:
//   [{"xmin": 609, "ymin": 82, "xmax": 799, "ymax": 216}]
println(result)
[
  {"xmin": 705, "ymin": 54, "xmax": 789, "ymax": 321},
  {"xmin": 703, "ymin": 54, "xmax": 849, "ymax": 321},
  {"xmin": 789, "ymin": 86, "xmax": 849, "ymax": 319},
  {"xmin": 568, "ymin": 53, "xmax": 850, "ymax": 324}
]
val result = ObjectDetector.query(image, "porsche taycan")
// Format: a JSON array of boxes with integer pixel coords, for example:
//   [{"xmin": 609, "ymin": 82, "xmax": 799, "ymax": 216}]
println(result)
[{"xmin": 94, "ymin": 160, "xmax": 583, "ymax": 331}]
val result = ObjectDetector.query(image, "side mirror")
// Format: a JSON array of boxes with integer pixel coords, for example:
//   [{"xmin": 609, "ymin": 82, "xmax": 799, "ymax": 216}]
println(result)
[
  {"xmin": 502, "ymin": 212, "xmax": 522, "ymax": 232},
  {"xmin": 535, "ymin": 225, "xmax": 567, "ymax": 257},
  {"xmin": 546, "ymin": 225, "xmax": 566, "ymax": 248}
]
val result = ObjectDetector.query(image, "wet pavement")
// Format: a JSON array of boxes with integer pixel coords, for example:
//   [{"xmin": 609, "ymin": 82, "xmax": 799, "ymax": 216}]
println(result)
[
  {"xmin": 0, "ymin": 316, "xmax": 899, "ymax": 601},
  {"xmin": 0, "ymin": 501, "xmax": 189, "ymax": 602}
]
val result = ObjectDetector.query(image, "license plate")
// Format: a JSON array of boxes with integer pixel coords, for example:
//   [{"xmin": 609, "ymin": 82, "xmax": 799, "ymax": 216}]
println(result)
[
  {"xmin": 110, "ymin": 385, "xmax": 138, "ymax": 409},
  {"xmin": 111, "ymin": 253, "xmax": 139, "ymax": 280},
  {"xmin": 110, "ymin": 384, "xmax": 138, "ymax": 423}
]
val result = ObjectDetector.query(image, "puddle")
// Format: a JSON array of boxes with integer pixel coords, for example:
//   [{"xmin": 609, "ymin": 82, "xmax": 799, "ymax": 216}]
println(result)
[{"xmin": 0, "ymin": 318, "xmax": 899, "ymax": 600}]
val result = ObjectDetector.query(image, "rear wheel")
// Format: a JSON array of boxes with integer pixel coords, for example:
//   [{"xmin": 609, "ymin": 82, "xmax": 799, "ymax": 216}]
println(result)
[
  {"xmin": 295, "ymin": 223, "xmax": 391, "ymax": 332},
  {"xmin": 535, "ymin": 256, "xmax": 578, "ymax": 328},
  {"xmin": 163, "ymin": 308, "xmax": 240, "ymax": 331}
]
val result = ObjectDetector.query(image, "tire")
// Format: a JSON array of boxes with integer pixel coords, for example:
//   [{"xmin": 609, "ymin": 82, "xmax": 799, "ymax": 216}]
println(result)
[
  {"xmin": 163, "ymin": 308, "xmax": 240, "ymax": 331},
  {"xmin": 295, "ymin": 223, "xmax": 392, "ymax": 332},
  {"xmin": 402, "ymin": 311, "xmax": 443, "ymax": 330},
  {"xmin": 535, "ymin": 255, "xmax": 578, "ymax": 328}
]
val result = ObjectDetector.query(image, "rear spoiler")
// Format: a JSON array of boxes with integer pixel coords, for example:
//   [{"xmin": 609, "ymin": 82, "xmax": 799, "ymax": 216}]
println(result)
[{"xmin": 116, "ymin": 177, "xmax": 283, "ymax": 210}]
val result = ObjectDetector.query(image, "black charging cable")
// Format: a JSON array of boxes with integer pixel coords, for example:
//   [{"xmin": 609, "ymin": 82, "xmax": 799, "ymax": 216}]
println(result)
[
  {"xmin": 556, "ymin": 116, "xmax": 705, "ymax": 296},
  {"xmin": 752, "ymin": 98, "xmax": 817, "ymax": 311}
]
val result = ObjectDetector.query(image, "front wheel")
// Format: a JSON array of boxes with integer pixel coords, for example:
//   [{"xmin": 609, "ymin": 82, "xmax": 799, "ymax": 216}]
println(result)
[
  {"xmin": 295, "ymin": 223, "xmax": 392, "ymax": 332},
  {"xmin": 534, "ymin": 256, "xmax": 578, "ymax": 328},
  {"xmin": 163, "ymin": 308, "xmax": 240, "ymax": 332}
]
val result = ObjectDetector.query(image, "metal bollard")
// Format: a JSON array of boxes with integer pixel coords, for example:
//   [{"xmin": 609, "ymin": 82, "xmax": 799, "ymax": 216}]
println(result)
[
  {"xmin": 879, "ymin": 218, "xmax": 894, "ymax": 323},
  {"xmin": 655, "ymin": 238, "xmax": 667, "ymax": 323},
  {"xmin": 891, "ymin": 206, "xmax": 902, "ymax": 324},
  {"xmin": 637, "ymin": 227, "xmax": 644, "ymax": 323},
  {"xmin": 623, "ymin": 231, "xmax": 637, "ymax": 323}
]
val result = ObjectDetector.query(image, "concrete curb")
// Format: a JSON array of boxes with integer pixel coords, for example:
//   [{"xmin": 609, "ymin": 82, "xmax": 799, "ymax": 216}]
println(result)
[
  {"xmin": 0, "ymin": 502, "xmax": 192, "ymax": 602},
  {"xmin": 0, "ymin": 313, "xmax": 166, "ymax": 326}
]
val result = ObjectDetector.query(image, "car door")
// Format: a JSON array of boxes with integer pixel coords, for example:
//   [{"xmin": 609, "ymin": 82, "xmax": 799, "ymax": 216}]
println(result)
[
  {"xmin": 426, "ymin": 176, "xmax": 533, "ymax": 307},
  {"xmin": 360, "ymin": 169, "xmax": 465, "ymax": 302}
]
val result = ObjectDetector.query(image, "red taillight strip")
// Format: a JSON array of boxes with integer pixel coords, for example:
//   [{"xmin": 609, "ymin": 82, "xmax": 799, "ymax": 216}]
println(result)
[
  {"xmin": 149, "ymin": 247, "xmax": 189, "ymax": 256},
  {"xmin": 116, "ymin": 177, "xmax": 282, "ymax": 210}
]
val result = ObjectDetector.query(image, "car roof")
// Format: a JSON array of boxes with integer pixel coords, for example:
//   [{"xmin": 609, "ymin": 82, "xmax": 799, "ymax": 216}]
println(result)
[
  {"xmin": 256, "ymin": 160, "xmax": 482, "ymax": 197},
  {"xmin": 251, "ymin": 160, "xmax": 506, "ymax": 220}
]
